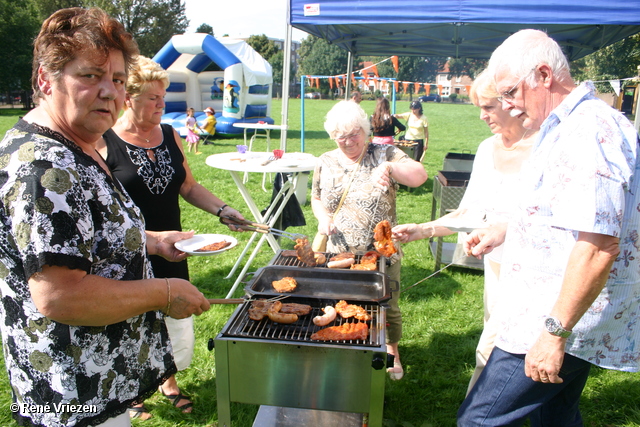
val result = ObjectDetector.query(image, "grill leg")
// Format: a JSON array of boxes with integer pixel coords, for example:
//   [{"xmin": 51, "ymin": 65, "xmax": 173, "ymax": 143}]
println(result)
[{"xmin": 215, "ymin": 340, "xmax": 232, "ymax": 426}]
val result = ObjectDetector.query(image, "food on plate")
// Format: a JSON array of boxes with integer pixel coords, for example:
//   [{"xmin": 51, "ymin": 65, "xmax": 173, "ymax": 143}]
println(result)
[
  {"xmin": 272, "ymin": 277, "xmax": 297, "ymax": 293},
  {"xmin": 195, "ymin": 240, "xmax": 232, "ymax": 252},
  {"xmin": 312, "ymin": 305, "xmax": 337, "ymax": 326},
  {"xmin": 279, "ymin": 303, "xmax": 312, "ymax": 316},
  {"xmin": 350, "ymin": 263, "xmax": 377, "ymax": 270},
  {"xmin": 373, "ymin": 220, "xmax": 397, "ymax": 257},
  {"xmin": 295, "ymin": 238, "xmax": 317, "ymax": 266},
  {"xmin": 248, "ymin": 299, "xmax": 274, "ymax": 321},
  {"xmin": 314, "ymin": 252, "xmax": 327, "ymax": 265},
  {"xmin": 329, "ymin": 252, "xmax": 355, "ymax": 262},
  {"xmin": 267, "ymin": 300, "xmax": 298, "ymax": 324},
  {"xmin": 310, "ymin": 322, "xmax": 369, "ymax": 341},
  {"xmin": 335, "ymin": 300, "xmax": 371, "ymax": 321},
  {"xmin": 327, "ymin": 257, "xmax": 356, "ymax": 269}
]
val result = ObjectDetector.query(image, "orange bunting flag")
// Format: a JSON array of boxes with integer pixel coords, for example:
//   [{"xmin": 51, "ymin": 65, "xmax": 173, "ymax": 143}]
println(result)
[
  {"xmin": 363, "ymin": 75, "xmax": 369, "ymax": 88},
  {"xmin": 465, "ymin": 85, "xmax": 471, "ymax": 94},
  {"xmin": 371, "ymin": 64, "xmax": 379, "ymax": 78},
  {"xmin": 391, "ymin": 56, "xmax": 399, "ymax": 73},
  {"xmin": 437, "ymin": 84, "xmax": 443, "ymax": 95},
  {"xmin": 316, "ymin": 78, "xmax": 321, "ymax": 88},
  {"xmin": 351, "ymin": 73, "xmax": 357, "ymax": 87},
  {"xmin": 329, "ymin": 77, "xmax": 334, "ymax": 89},
  {"xmin": 414, "ymin": 83, "xmax": 421, "ymax": 94},
  {"xmin": 424, "ymin": 83, "xmax": 431, "ymax": 94},
  {"xmin": 394, "ymin": 81, "xmax": 399, "ymax": 92},
  {"xmin": 402, "ymin": 82, "xmax": 409, "ymax": 92}
]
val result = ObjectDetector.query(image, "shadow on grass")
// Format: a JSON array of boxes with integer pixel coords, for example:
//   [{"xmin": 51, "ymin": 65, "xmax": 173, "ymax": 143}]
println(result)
[{"xmin": 383, "ymin": 330, "xmax": 481, "ymax": 427}]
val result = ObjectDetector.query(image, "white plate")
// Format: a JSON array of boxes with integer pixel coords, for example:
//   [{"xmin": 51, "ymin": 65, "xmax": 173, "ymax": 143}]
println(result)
[
  {"xmin": 434, "ymin": 218, "xmax": 488, "ymax": 233},
  {"xmin": 174, "ymin": 234, "xmax": 238, "ymax": 256}
]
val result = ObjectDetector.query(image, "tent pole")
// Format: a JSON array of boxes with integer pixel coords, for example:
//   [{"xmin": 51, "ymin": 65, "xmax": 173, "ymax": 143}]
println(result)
[
  {"xmin": 280, "ymin": 12, "xmax": 293, "ymax": 150},
  {"xmin": 346, "ymin": 51, "xmax": 354, "ymax": 100},
  {"xmin": 301, "ymin": 75, "xmax": 306, "ymax": 152}
]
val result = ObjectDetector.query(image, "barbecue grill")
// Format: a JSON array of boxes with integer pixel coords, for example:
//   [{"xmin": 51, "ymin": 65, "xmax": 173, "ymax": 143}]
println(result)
[{"xmin": 213, "ymin": 250, "xmax": 393, "ymax": 427}]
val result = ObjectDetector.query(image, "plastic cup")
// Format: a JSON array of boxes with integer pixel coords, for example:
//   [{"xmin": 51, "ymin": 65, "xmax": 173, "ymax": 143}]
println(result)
[
  {"xmin": 273, "ymin": 149, "xmax": 284, "ymax": 159},
  {"xmin": 236, "ymin": 145, "xmax": 248, "ymax": 154}
]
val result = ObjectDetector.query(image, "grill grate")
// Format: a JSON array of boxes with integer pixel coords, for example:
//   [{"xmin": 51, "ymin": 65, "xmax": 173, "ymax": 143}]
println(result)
[
  {"xmin": 222, "ymin": 297, "xmax": 383, "ymax": 347},
  {"xmin": 268, "ymin": 251, "xmax": 387, "ymax": 273}
]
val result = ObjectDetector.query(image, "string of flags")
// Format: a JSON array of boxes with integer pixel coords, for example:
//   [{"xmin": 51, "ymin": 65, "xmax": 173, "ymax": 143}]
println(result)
[
  {"xmin": 304, "ymin": 55, "xmax": 458, "ymax": 95},
  {"xmin": 588, "ymin": 76, "xmax": 638, "ymax": 97}
]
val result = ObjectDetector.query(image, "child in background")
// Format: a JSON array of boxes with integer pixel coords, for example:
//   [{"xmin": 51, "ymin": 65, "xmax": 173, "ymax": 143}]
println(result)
[{"xmin": 185, "ymin": 108, "xmax": 202, "ymax": 154}]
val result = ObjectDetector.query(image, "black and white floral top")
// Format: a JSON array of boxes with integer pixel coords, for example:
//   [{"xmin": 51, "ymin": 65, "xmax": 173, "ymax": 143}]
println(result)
[{"xmin": 0, "ymin": 120, "xmax": 175, "ymax": 427}]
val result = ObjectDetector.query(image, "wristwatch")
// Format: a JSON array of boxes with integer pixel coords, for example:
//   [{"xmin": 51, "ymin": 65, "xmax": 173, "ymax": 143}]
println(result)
[{"xmin": 544, "ymin": 316, "xmax": 572, "ymax": 338}]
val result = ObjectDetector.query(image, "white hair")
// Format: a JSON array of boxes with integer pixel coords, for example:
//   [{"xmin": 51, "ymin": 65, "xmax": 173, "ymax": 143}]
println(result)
[
  {"xmin": 324, "ymin": 100, "xmax": 371, "ymax": 139},
  {"xmin": 487, "ymin": 29, "xmax": 572, "ymax": 89}
]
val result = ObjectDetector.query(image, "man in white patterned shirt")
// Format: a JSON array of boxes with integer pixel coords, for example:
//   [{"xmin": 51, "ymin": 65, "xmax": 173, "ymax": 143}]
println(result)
[{"xmin": 458, "ymin": 29, "xmax": 640, "ymax": 426}]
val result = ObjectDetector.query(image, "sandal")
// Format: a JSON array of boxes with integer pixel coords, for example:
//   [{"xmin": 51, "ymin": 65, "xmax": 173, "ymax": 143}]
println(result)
[
  {"xmin": 128, "ymin": 404, "xmax": 152, "ymax": 420},
  {"xmin": 159, "ymin": 386, "xmax": 193, "ymax": 413},
  {"xmin": 387, "ymin": 360, "xmax": 404, "ymax": 381}
]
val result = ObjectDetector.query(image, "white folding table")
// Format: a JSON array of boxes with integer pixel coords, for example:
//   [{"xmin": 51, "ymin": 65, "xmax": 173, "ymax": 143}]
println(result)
[
  {"xmin": 232, "ymin": 122, "xmax": 288, "ymax": 153},
  {"xmin": 205, "ymin": 151, "xmax": 316, "ymax": 298}
]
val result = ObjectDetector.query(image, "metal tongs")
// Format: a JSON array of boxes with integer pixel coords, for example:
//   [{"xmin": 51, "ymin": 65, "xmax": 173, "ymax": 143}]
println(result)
[{"xmin": 220, "ymin": 215, "xmax": 306, "ymax": 241}]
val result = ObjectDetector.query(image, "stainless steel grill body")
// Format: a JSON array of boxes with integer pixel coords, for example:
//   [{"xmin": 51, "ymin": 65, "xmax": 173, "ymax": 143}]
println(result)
[{"xmin": 215, "ymin": 297, "xmax": 388, "ymax": 427}]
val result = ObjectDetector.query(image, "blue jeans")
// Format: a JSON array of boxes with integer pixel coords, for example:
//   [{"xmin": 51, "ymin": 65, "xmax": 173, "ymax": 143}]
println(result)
[{"xmin": 457, "ymin": 347, "xmax": 592, "ymax": 426}]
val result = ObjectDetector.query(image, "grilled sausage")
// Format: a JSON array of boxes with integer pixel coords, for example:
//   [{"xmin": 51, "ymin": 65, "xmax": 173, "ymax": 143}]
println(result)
[
  {"xmin": 327, "ymin": 257, "xmax": 355, "ymax": 269},
  {"xmin": 267, "ymin": 300, "xmax": 298, "ymax": 324},
  {"xmin": 313, "ymin": 305, "xmax": 337, "ymax": 326}
]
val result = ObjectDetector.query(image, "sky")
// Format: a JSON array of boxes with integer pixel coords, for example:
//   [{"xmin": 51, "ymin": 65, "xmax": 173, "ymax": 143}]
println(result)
[{"xmin": 184, "ymin": 0, "xmax": 308, "ymax": 42}]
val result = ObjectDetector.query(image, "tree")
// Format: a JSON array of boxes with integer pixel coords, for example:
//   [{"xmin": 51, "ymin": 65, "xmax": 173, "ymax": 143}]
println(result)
[
  {"xmin": 0, "ymin": 0, "xmax": 41, "ymax": 93},
  {"xmin": 297, "ymin": 35, "xmax": 349, "ymax": 78},
  {"xmin": 571, "ymin": 34, "xmax": 640, "ymax": 93},
  {"xmin": 447, "ymin": 57, "xmax": 488, "ymax": 80},
  {"xmin": 246, "ymin": 34, "xmax": 279, "ymax": 61},
  {"xmin": 34, "ymin": 0, "xmax": 190, "ymax": 58},
  {"xmin": 196, "ymin": 23, "xmax": 213, "ymax": 36}
]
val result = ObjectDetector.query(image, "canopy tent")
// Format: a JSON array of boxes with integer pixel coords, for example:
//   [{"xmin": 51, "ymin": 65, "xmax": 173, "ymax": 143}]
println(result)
[
  {"xmin": 278, "ymin": 0, "xmax": 640, "ymax": 149},
  {"xmin": 288, "ymin": 0, "xmax": 640, "ymax": 60}
]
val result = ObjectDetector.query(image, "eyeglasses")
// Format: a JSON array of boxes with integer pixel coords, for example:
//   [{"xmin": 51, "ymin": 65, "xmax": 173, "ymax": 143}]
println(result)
[
  {"xmin": 335, "ymin": 129, "xmax": 361, "ymax": 143},
  {"xmin": 497, "ymin": 67, "xmax": 536, "ymax": 103}
]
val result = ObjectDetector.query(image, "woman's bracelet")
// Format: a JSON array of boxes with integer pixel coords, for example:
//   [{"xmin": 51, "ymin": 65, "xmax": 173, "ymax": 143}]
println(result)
[
  {"xmin": 216, "ymin": 204, "xmax": 228, "ymax": 217},
  {"xmin": 163, "ymin": 278, "xmax": 171, "ymax": 315}
]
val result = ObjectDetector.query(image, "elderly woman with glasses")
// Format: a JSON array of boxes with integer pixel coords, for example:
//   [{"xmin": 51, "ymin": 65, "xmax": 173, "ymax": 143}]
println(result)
[{"xmin": 311, "ymin": 101, "xmax": 427, "ymax": 380}]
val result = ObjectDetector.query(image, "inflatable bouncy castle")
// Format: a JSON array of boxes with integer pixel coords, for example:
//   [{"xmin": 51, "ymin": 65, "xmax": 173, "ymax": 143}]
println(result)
[{"xmin": 153, "ymin": 34, "xmax": 274, "ymax": 136}]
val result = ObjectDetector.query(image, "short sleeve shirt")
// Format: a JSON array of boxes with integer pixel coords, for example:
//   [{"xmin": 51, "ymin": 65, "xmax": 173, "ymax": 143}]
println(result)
[{"xmin": 495, "ymin": 82, "xmax": 640, "ymax": 371}]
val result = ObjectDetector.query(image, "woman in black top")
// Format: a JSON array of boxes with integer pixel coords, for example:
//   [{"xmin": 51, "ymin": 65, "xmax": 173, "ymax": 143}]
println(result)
[
  {"xmin": 371, "ymin": 97, "xmax": 406, "ymax": 144},
  {"xmin": 99, "ymin": 56, "xmax": 245, "ymax": 419}
]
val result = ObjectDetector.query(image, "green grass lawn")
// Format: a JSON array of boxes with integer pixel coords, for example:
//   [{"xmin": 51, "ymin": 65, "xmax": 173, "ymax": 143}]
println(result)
[{"xmin": 0, "ymin": 100, "xmax": 639, "ymax": 426}]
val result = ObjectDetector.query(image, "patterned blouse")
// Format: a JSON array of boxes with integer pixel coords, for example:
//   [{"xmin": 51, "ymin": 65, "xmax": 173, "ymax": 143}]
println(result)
[
  {"xmin": 495, "ymin": 82, "xmax": 640, "ymax": 371},
  {"xmin": 312, "ymin": 143, "xmax": 413, "ymax": 264},
  {"xmin": 0, "ymin": 120, "xmax": 175, "ymax": 426}
]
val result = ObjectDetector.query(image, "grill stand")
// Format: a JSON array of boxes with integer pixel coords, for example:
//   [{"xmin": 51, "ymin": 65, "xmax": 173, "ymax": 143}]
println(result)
[{"xmin": 215, "ymin": 313, "xmax": 387, "ymax": 427}]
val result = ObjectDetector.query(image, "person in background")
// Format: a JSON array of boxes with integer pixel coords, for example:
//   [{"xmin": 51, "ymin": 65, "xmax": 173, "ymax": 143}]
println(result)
[
  {"xmin": 395, "ymin": 100, "xmax": 429, "ymax": 162},
  {"xmin": 458, "ymin": 29, "xmax": 640, "ymax": 425},
  {"xmin": 350, "ymin": 90, "xmax": 362, "ymax": 104},
  {"xmin": 371, "ymin": 97, "xmax": 406, "ymax": 145},
  {"xmin": 201, "ymin": 106, "xmax": 216, "ymax": 144},
  {"xmin": 0, "ymin": 8, "xmax": 210, "ymax": 427},
  {"xmin": 312, "ymin": 101, "xmax": 427, "ymax": 380},
  {"xmin": 185, "ymin": 107, "xmax": 202, "ymax": 154},
  {"xmin": 392, "ymin": 69, "xmax": 536, "ymax": 394},
  {"xmin": 98, "ymin": 55, "xmax": 245, "ymax": 420}
]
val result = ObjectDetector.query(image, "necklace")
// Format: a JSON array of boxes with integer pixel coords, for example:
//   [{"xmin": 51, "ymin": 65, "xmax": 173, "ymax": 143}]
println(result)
[{"xmin": 499, "ymin": 130, "xmax": 528, "ymax": 151}]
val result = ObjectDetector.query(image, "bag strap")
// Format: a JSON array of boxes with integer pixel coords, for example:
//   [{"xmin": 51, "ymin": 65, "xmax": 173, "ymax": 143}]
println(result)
[{"xmin": 333, "ymin": 143, "xmax": 367, "ymax": 219}]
